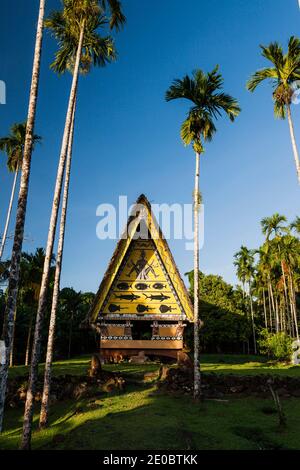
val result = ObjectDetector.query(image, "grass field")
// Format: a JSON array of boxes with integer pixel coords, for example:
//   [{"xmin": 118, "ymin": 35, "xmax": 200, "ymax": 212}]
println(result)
[
  {"xmin": 1, "ymin": 354, "xmax": 300, "ymax": 450},
  {"xmin": 7, "ymin": 353, "xmax": 300, "ymax": 379}
]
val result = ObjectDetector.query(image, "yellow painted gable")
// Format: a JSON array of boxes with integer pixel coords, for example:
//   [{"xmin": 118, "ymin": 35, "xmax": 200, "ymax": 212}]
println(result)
[
  {"xmin": 88, "ymin": 195, "xmax": 194, "ymax": 323},
  {"xmin": 102, "ymin": 238, "xmax": 183, "ymax": 316}
]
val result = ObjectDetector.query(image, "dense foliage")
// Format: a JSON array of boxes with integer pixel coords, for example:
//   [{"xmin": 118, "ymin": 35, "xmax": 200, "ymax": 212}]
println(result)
[
  {"xmin": 257, "ymin": 330, "xmax": 293, "ymax": 361},
  {"xmin": 186, "ymin": 271, "xmax": 251, "ymax": 353},
  {"xmin": 0, "ymin": 249, "xmax": 96, "ymax": 365},
  {"xmin": 234, "ymin": 214, "xmax": 300, "ymax": 346}
]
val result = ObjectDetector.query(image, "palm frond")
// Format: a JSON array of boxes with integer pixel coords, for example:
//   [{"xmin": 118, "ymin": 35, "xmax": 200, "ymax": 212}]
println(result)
[
  {"xmin": 100, "ymin": 0, "xmax": 126, "ymax": 31},
  {"xmin": 166, "ymin": 66, "xmax": 240, "ymax": 152},
  {"xmin": 165, "ymin": 75, "xmax": 197, "ymax": 103},
  {"xmin": 260, "ymin": 42, "xmax": 284, "ymax": 69},
  {"xmin": 0, "ymin": 123, "xmax": 41, "ymax": 172},
  {"xmin": 47, "ymin": 2, "xmax": 116, "ymax": 75},
  {"xmin": 247, "ymin": 67, "xmax": 278, "ymax": 92}
]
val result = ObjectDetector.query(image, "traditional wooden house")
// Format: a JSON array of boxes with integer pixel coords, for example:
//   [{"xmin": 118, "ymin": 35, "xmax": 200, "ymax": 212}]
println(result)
[{"xmin": 87, "ymin": 194, "xmax": 193, "ymax": 362}]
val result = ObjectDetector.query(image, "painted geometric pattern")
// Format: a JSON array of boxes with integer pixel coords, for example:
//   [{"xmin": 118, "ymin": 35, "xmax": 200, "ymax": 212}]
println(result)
[{"xmin": 101, "ymin": 238, "xmax": 185, "ymax": 317}]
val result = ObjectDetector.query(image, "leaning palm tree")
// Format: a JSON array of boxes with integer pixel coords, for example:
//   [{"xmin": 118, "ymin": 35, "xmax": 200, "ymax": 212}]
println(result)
[
  {"xmin": 0, "ymin": 0, "xmax": 46, "ymax": 434},
  {"xmin": 166, "ymin": 66, "xmax": 240, "ymax": 399},
  {"xmin": 0, "ymin": 123, "xmax": 41, "ymax": 261},
  {"xmin": 21, "ymin": 0, "xmax": 124, "ymax": 450},
  {"xmin": 247, "ymin": 36, "xmax": 300, "ymax": 183}
]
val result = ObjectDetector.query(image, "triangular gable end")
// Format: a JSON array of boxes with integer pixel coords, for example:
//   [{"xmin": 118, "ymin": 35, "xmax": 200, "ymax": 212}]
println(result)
[{"xmin": 88, "ymin": 195, "xmax": 194, "ymax": 323}]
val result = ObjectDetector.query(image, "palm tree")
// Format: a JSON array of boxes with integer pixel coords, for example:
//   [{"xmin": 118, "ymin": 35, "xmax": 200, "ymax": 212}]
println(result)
[
  {"xmin": 21, "ymin": 0, "xmax": 124, "ymax": 449},
  {"xmin": 39, "ymin": 105, "xmax": 76, "ymax": 429},
  {"xmin": 18, "ymin": 249, "xmax": 55, "ymax": 366},
  {"xmin": 247, "ymin": 37, "xmax": 300, "ymax": 183},
  {"xmin": 291, "ymin": 216, "xmax": 300, "ymax": 236},
  {"xmin": 0, "ymin": 123, "xmax": 41, "ymax": 261},
  {"xmin": 279, "ymin": 235, "xmax": 299, "ymax": 340},
  {"xmin": 234, "ymin": 246, "xmax": 257, "ymax": 353},
  {"xmin": 0, "ymin": 0, "xmax": 46, "ymax": 434},
  {"xmin": 261, "ymin": 213, "xmax": 288, "ymax": 240},
  {"xmin": 166, "ymin": 66, "xmax": 240, "ymax": 399},
  {"xmin": 260, "ymin": 214, "xmax": 290, "ymax": 333},
  {"xmin": 39, "ymin": 0, "xmax": 125, "ymax": 434}
]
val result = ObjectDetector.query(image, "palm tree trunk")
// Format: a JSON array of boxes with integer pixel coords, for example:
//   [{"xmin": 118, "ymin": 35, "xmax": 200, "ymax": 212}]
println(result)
[
  {"xmin": 39, "ymin": 103, "xmax": 76, "ymax": 429},
  {"xmin": 193, "ymin": 151, "xmax": 201, "ymax": 400},
  {"xmin": 25, "ymin": 311, "xmax": 34, "ymax": 367},
  {"xmin": 248, "ymin": 281, "xmax": 257, "ymax": 354},
  {"xmin": 275, "ymin": 294, "xmax": 280, "ymax": 333},
  {"xmin": 9, "ymin": 310, "xmax": 17, "ymax": 367},
  {"xmin": 267, "ymin": 288, "xmax": 273, "ymax": 331},
  {"xmin": 281, "ymin": 261, "xmax": 290, "ymax": 331},
  {"xmin": 269, "ymin": 279, "xmax": 278, "ymax": 332},
  {"xmin": 286, "ymin": 105, "xmax": 300, "ymax": 184},
  {"xmin": 262, "ymin": 289, "xmax": 268, "ymax": 329},
  {"xmin": 0, "ymin": 0, "xmax": 45, "ymax": 434},
  {"xmin": 68, "ymin": 311, "xmax": 74, "ymax": 360},
  {"xmin": 0, "ymin": 168, "xmax": 19, "ymax": 261},
  {"xmin": 289, "ymin": 273, "xmax": 299, "ymax": 341},
  {"xmin": 21, "ymin": 20, "xmax": 85, "ymax": 450}
]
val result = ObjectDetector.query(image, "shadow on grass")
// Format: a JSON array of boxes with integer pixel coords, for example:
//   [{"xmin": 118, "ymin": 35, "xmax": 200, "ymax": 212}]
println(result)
[{"xmin": 1, "ymin": 381, "xmax": 299, "ymax": 451}]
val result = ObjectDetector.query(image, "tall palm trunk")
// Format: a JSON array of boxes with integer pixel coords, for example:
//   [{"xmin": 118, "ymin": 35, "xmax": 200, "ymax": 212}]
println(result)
[
  {"xmin": 193, "ymin": 151, "xmax": 201, "ymax": 400},
  {"xmin": 248, "ymin": 281, "xmax": 257, "ymax": 354},
  {"xmin": 0, "ymin": 168, "xmax": 19, "ymax": 261},
  {"xmin": 21, "ymin": 20, "xmax": 85, "ymax": 451},
  {"xmin": 68, "ymin": 310, "xmax": 74, "ymax": 360},
  {"xmin": 289, "ymin": 273, "xmax": 299, "ymax": 341},
  {"xmin": 267, "ymin": 288, "xmax": 273, "ymax": 331},
  {"xmin": 269, "ymin": 278, "xmax": 278, "ymax": 332},
  {"xmin": 286, "ymin": 105, "xmax": 300, "ymax": 184},
  {"xmin": 275, "ymin": 294, "xmax": 280, "ymax": 333},
  {"xmin": 9, "ymin": 310, "xmax": 17, "ymax": 367},
  {"xmin": 0, "ymin": 0, "xmax": 45, "ymax": 434},
  {"xmin": 281, "ymin": 261, "xmax": 290, "ymax": 328},
  {"xmin": 25, "ymin": 311, "xmax": 34, "ymax": 366},
  {"xmin": 39, "ymin": 103, "xmax": 76, "ymax": 429},
  {"xmin": 262, "ymin": 289, "xmax": 268, "ymax": 329}
]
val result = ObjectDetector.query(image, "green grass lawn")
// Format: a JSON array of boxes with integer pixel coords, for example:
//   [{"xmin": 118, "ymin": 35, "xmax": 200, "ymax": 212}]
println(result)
[
  {"xmin": 1, "ymin": 384, "xmax": 300, "ymax": 450},
  {"xmin": 8, "ymin": 353, "xmax": 300, "ymax": 379},
  {"xmin": 1, "ymin": 354, "xmax": 300, "ymax": 450}
]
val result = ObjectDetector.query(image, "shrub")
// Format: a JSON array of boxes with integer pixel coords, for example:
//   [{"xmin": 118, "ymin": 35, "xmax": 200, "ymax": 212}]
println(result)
[{"xmin": 258, "ymin": 329, "xmax": 293, "ymax": 361}]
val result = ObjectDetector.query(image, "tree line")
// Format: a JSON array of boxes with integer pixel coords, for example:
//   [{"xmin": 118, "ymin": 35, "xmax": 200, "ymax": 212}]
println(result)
[
  {"xmin": 0, "ymin": 248, "xmax": 95, "ymax": 367},
  {"xmin": 234, "ymin": 214, "xmax": 300, "ymax": 354}
]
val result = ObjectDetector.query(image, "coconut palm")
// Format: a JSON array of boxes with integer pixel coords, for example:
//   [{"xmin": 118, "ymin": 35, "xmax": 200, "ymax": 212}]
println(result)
[
  {"xmin": 247, "ymin": 36, "xmax": 300, "ymax": 183},
  {"xmin": 21, "ymin": 0, "xmax": 124, "ymax": 449},
  {"xmin": 0, "ymin": 0, "xmax": 46, "ymax": 434},
  {"xmin": 0, "ymin": 123, "xmax": 41, "ymax": 261},
  {"xmin": 166, "ymin": 66, "xmax": 240, "ymax": 399}
]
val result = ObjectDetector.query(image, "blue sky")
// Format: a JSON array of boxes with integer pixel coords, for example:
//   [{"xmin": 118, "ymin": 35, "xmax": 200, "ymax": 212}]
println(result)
[{"xmin": 0, "ymin": 0, "xmax": 299, "ymax": 293}]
